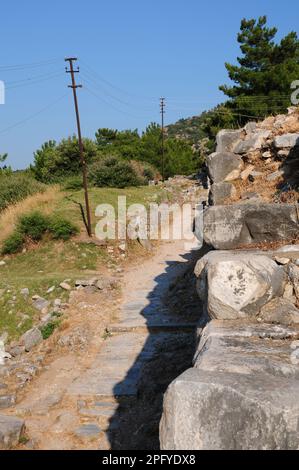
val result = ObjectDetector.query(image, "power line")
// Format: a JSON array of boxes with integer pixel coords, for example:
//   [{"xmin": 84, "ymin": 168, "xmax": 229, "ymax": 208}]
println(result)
[
  {"xmin": 83, "ymin": 84, "xmax": 153, "ymax": 119},
  {"xmin": 4, "ymin": 69, "xmax": 62, "ymax": 86},
  {"xmin": 6, "ymin": 71, "xmax": 64, "ymax": 90},
  {"xmin": 80, "ymin": 69, "xmax": 156, "ymax": 112},
  {"xmin": 0, "ymin": 58, "xmax": 62, "ymax": 71},
  {"xmin": 0, "ymin": 93, "xmax": 68, "ymax": 135},
  {"xmin": 80, "ymin": 71, "xmax": 133, "ymax": 107},
  {"xmin": 80, "ymin": 59, "xmax": 158, "ymax": 102}
]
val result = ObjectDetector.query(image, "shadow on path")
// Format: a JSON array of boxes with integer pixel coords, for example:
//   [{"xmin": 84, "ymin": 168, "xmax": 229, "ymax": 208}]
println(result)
[{"xmin": 107, "ymin": 246, "xmax": 208, "ymax": 450}]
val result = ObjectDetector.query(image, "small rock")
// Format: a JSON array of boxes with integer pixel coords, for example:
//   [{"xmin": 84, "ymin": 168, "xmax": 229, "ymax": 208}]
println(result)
[
  {"xmin": 0, "ymin": 414, "xmax": 25, "ymax": 449},
  {"xmin": 0, "ymin": 333, "xmax": 8, "ymax": 344},
  {"xmin": 95, "ymin": 280, "xmax": 106, "ymax": 290},
  {"xmin": 250, "ymin": 170, "xmax": 263, "ymax": 177},
  {"xmin": 262, "ymin": 151, "xmax": 272, "ymax": 159},
  {"xmin": 0, "ymin": 261, "xmax": 6, "ymax": 267},
  {"xmin": 275, "ymin": 256, "xmax": 290, "ymax": 265},
  {"xmin": 46, "ymin": 286, "xmax": 55, "ymax": 294},
  {"xmin": 52, "ymin": 412, "xmax": 79, "ymax": 432},
  {"xmin": 118, "ymin": 242, "xmax": 126, "ymax": 252},
  {"xmin": 74, "ymin": 423, "xmax": 101, "ymax": 440},
  {"xmin": 40, "ymin": 313, "xmax": 52, "ymax": 326},
  {"xmin": 21, "ymin": 328, "xmax": 43, "ymax": 352},
  {"xmin": 32, "ymin": 297, "xmax": 50, "ymax": 312},
  {"xmin": 288, "ymin": 264, "xmax": 299, "ymax": 298},
  {"xmin": 0, "ymin": 394, "xmax": 16, "ymax": 409},
  {"xmin": 278, "ymin": 149, "xmax": 289, "ymax": 158},
  {"xmin": 291, "ymin": 341, "xmax": 299, "ymax": 350},
  {"xmin": 290, "ymin": 349, "xmax": 299, "ymax": 365},
  {"xmin": 75, "ymin": 279, "xmax": 97, "ymax": 287},
  {"xmin": 59, "ymin": 282, "xmax": 71, "ymax": 291},
  {"xmin": 274, "ymin": 133, "xmax": 299, "ymax": 149},
  {"xmin": 259, "ymin": 298, "xmax": 299, "ymax": 326},
  {"xmin": 240, "ymin": 165, "xmax": 255, "ymax": 180},
  {"xmin": 0, "ymin": 341, "xmax": 11, "ymax": 365},
  {"xmin": 53, "ymin": 299, "xmax": 61, "ymax": 307},
  {"xmin": 9, "ymin": 345, "xmax": 25, "ymax": 357},
  {"xmin": 283, "ymin": 283, "xmax": 295, "ymax": 301},
  {"xmin": 266, "ymin": 170, "xmax": 284, "ymax": 182},
  {"xmin": 20, "ymin": 288, "xmax": 29, "ymax": 297}
]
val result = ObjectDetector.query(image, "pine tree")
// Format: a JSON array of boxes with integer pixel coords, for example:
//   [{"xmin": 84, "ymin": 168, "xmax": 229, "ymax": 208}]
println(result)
[{"xmin": 220, "ymin": 16, "xmax": 299, "ymax": 121}]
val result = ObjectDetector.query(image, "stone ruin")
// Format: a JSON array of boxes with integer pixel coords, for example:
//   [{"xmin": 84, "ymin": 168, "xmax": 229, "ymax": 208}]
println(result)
[{"xmin": 160, "ymin": 108, "xmax": 299, "ymax": 450}]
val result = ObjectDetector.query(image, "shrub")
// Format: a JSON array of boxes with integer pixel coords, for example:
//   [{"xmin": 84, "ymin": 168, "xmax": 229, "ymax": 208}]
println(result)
[
  {"xmin": 1, "ymin": 231, "xmax": 24, "ymax": 255},
  {"xmin": 17, "ymin": 211, "xmax": 49, "ymax": 241},
  {"xmin": 130, "ymin": 160, "xmax": 158, "ymax": 183},
  {"xmin": 32, "ymin": 137, "xmax": 99, "ymax": 183},
  {"xmin": 49, "ymin": 217, "xmax": 79, "ymax": 241},
  {"xmin": 90, "ymin": 157, "xmax": 142, "ymax": 188},
  {"xmin": 0, "ymin": 172, "xmax": 46, "ymax": 212},
  {"xmin": 40, "ymin": 321, "xmax": 60, "ymax": 340},
  {"xmin": 62, "ymin": 175, "xmax": 83, "ymax": 191},
  {"xmin": 1, "ymin": 211, "xmax": 79, "ymax": 255}
]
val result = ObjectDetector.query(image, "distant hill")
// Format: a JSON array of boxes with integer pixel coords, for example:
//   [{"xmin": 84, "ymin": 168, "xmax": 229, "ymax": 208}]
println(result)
[
  {"xmin": 165, "ymin": 113, "xmax": 209, "ymax": 145},
  {"xmin": 165, "ymin": 103, "xmax": 243, "ymax": 152}
]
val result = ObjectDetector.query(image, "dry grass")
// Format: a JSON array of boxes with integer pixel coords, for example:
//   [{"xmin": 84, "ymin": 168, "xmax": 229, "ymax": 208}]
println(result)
[
  {"xmin": 0, "ymin": 185, "xmax": 62, "ymax": 244},
  {"xmin": 227, "ymin": 175, "xmax": 283, "ymax": 204},
  {"xmin": 235, "ymin": 237, "xmax": 299, "ymax": 251}
]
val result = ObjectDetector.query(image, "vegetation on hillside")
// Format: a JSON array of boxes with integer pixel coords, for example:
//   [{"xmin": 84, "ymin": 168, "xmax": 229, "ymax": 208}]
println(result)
[
  {"xmin": 1, "ymin": 211, "xmax": 79, "ymax": 255},
  {"xmin": 31, "ymin": 124, "xmax": 198, "ymax": 185},
  {"xmin": 0, "ymin": 171, "xmax": 46, "ymax": 212},
  {"xmin": 0, "ymin": 184, "xmax": 170, "ymax": 339}
]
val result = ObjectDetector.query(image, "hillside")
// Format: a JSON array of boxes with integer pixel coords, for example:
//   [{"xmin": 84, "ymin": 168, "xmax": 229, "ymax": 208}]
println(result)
[{"xmin": 165, "ymin": 113, "xmax": 209, "ymax": 144}]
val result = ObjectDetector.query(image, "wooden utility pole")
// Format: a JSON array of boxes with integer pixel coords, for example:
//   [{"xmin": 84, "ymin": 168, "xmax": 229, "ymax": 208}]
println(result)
[
  {"xmin": 65, "ymin": 57, "xmax": 92, "ymax": 237},
  {"xmin": 160, "ymin": 97, "xmax": 166, "ymax": 181}
]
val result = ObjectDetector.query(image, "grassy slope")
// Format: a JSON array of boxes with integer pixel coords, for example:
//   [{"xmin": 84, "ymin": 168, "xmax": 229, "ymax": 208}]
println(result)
[{"xmin": 0, "ymin": 185, "xmax": 169, "ymax": 340}]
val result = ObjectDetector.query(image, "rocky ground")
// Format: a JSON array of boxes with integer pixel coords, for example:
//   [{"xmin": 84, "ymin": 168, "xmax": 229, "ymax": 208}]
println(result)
[
  {"xmin": 0, "ymin": 178, "xmax": 206, "ymax": 450},
  {"xmin": 209, "ymin": 106, "xmax": 299, "ymax": 206}
]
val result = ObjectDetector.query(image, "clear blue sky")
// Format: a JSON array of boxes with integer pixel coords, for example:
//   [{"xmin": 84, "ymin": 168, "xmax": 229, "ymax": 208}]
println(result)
[{"xmin": 0, "ymin": 0, "xmax": 298, "ymax": 169}]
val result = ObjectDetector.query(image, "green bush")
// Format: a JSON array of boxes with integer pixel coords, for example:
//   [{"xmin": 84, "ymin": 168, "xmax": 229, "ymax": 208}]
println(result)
[
  {"xmin": 62, "ymin": 175, "xmax": 83, "ymax": 191},
  {"xmin": 0, "ymin": 172, "xmax": 46, "ymax": 212},
  {"xmin": 32, "ymin": 137, "xmax": 99, "ymax": 183},
  {"xmin": 1, "ymin": 232, "xmax": 24, "ymax": 255},
  {"xmin": 49, "ymin": 217, "xmax": 79, "ymax": 241},
  {"xmin": 130, "ymin": 160, "xmax": 158, "ymax": 183},
  {"xmin": 1, "ymin": 211, "xmax": 79, "ymax": 255},
  {"xmin": 17, "ymin": 211, "xmax": 49, "ymax": 241},
  {"xmin": 90, "ymin": 157, "xmax": 142, "ymax": 188},
  {"xmin": 40, "ymin": 321, "xmax": 60, "ymax": 340}
]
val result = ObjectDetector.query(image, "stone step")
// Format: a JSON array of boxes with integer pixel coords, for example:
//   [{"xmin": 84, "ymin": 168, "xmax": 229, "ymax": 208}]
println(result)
[
  {"xmin": 79, "ymin": 401, "xmax": 120, "ymax": 431},
  {"xmin": 67, "ymin": 333, "xmax": 168, "ymax": 399},
  {"xmin": 110, "ymin": 323, "xmax": 197, "ymax": 333}
]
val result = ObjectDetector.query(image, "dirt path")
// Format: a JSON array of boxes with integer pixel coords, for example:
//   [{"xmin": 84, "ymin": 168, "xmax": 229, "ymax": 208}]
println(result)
[{"xmin": 7, "ymin": 235, "xmax": 203, "ymax": 450}]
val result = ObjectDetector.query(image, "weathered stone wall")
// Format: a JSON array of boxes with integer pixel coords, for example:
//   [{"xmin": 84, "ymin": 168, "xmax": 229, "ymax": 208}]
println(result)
[{"xmin": 160, "ymin": 110, "xmax": 299, "ymax": 450}]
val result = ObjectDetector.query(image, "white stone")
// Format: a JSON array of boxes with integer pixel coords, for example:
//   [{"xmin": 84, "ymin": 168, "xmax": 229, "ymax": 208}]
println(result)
[
  {"xmin": 195, "ymin": 251, "xmax": 286, "ymax": 320},
  {"xmin": 274, "ymin": 133, "xmax": 299, "ymax": 149}
]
